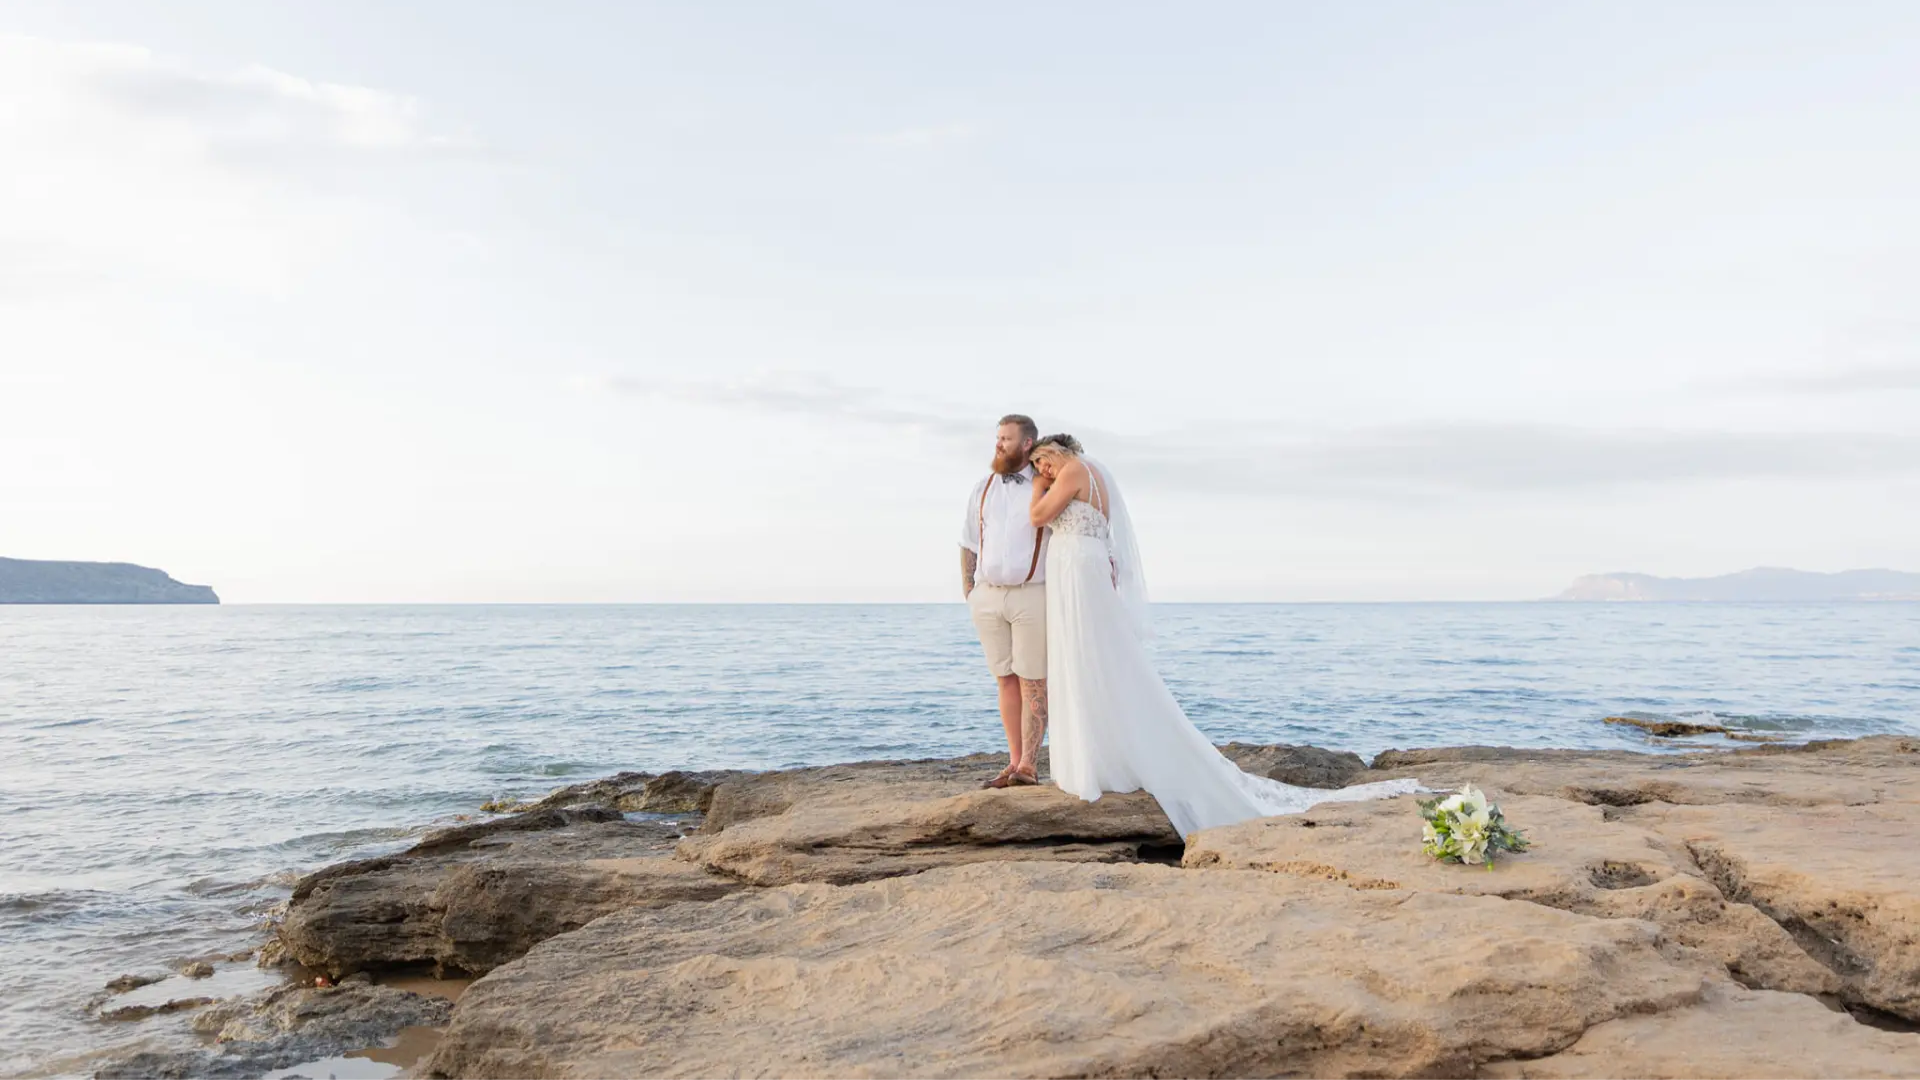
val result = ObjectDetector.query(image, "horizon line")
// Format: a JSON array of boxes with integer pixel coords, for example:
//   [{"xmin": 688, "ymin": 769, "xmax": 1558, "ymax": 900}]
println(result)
[{"xmin": 13, "ymin": 598, "xmax": 1918, "ymax": 607}]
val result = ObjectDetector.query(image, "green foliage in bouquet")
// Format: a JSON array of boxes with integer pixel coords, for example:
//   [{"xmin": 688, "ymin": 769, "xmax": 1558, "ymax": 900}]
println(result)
[{"xmin": 1418, "ymin": 785, "xmax": 1528, "ymax": 868}]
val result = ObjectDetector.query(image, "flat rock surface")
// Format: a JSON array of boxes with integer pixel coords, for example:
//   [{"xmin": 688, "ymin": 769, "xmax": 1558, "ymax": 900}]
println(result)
[
  {"xmin": 677, "ymin": 784, "xmax": 1181, "ymax": 886},
  {"xmin": 699, "ymin": 752, "xmax": 1018, "ymax": 832},
  {"xmin": 419, "ymin": 861, "xmax": 1719, "ymax": 1079},
  {"xmin": 1184, "ymin": 794, "xmax": 1839, "ymax": 996},
  {"xmin": 1482, "ymin": 984, "xmax": 1920, "ymax": 1079}
]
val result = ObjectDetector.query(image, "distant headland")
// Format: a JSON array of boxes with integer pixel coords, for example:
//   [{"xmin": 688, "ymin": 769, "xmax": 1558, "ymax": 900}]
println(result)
[
  {"xmin": 1555, "ymin": 567, "xmax": 1919, "ymax": 602},
  {"xmin": 0, "ymin": 557, "xmax": 219, "ymax": 604}
]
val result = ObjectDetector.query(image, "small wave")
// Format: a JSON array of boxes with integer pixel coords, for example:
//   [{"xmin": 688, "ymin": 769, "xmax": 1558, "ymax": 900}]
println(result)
[
  {"xmin": 0, "ymin": 890, "xmax": 102, "ymax": 920},
  {"xmin": 271, "ymin": 825, "xmax": 421, "ymax": 853},
  {"xmin": 1693, "ymin": 713, "xmax": 1820, "ymax": 733},
  {"xmin": 309, "ymin": 676, "xmax": 402, "ymax": 693},
  {"xmin": 1602, "ymin": 709, "xmax": 1867, "ymax": 742},
  {"xmin": 181, "ymin": 868, "xmax": 305, "ymax": 897},
  {"xmin": 30, "ymin": 716, "xmax": 100, "ymax": 729}
]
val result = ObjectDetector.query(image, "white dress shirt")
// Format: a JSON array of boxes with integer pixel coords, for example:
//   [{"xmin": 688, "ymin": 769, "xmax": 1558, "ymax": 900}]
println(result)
[{"xmin": 960, "ymin": 467, "xmax": 1049, "ymax": 586}]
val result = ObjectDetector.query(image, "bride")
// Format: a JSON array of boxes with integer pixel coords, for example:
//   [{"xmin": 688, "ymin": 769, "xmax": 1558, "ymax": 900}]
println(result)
[{"xmin": 1025, "ymin": 434, "xmax": 1420, "ymax": 837}]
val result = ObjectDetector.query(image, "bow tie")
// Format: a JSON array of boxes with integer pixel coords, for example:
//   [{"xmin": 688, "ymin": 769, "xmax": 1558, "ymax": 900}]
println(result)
[{"xmin": 1000, "ymin": 472, "xmax": 1029, "ymax": 485}]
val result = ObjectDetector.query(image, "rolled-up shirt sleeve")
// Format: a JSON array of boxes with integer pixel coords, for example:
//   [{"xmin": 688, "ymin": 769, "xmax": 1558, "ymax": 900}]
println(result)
[{"xmin": 960, "ymin": 477, "xmax": 987, "ymax": 553}]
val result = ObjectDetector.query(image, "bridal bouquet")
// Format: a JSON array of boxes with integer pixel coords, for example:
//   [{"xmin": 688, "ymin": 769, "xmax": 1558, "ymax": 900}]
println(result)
[{"xmin": 1419, "ymin": 785, "xmax": 1528, "ymax": 868}]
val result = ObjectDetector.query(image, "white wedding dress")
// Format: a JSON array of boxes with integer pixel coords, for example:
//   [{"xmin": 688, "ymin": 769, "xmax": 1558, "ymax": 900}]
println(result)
[{"xmin": 1045, "ymin": 463, "xmax": 1421, "ymax": 838}]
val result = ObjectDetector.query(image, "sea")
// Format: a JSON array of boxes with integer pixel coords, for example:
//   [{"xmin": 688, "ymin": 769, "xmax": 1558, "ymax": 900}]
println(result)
[{"xmin": 3, "ymin": 601, "xmax": 1917, "ymax": 1075}]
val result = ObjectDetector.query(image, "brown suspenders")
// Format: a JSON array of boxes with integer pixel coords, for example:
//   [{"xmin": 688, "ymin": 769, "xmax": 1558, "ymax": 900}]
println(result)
[{"xmin": 979, "ymin": 479, "xmax": 1045, "ymax": 585}]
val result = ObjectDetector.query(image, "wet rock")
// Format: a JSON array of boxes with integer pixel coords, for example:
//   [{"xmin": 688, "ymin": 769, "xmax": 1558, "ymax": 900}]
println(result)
[
  {"xmin": 419, "ymin": 861, "xmax": 1720, "ymax": 1079},
  {"xmin": 94, "ymin": 982, "xmax": 450, "ymax": 1079},
  {"xmin": 279, "ymin": 815, "xmax": 738, "ymax": 977},
  {"xmin": 1218, "ymin": 741, "xmax": 1368, "ymax": 788},
  {"xmin": 98, "ymin": 997, "xmax": 214, "ymax": 1022},
  {"xmin": 1604, "ymin": 714, "xmax": 1733, "ymax": 738},
  {"xmin": 199, "ymin": 980, "xmax": 450, "ymax": 1044},
  {"xmin": 101, "ymin": 973, "xmax": 165, "ymax": 994},
  {"xmin": 1370, "ymin": 745, "xmax": 1663, "ymax": 770},
  {"xmin": 1183, "ymin": 794, "xmax": 1838, "ymax": 995},
  {"xmin": 95, "ymin": 1052, "xmax": 222, "ymax": 1080},
  {"xmin": 521, "ymin": 768, "xmax": 750, "ymax": 815},
  {"xmin": 179, "ymin": 961, "xmax": 215, "ymax": 979}
]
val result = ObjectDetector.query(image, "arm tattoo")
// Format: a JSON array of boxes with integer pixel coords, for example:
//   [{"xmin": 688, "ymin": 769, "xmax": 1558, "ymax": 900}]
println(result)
[{"xmin": 960, "ymin": 547, "xmax": 977, "ymax": 597}]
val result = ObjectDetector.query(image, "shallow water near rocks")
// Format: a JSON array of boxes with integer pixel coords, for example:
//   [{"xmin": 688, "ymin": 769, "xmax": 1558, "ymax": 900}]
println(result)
[
  {"xmin": 261, "ymin": 1026, "xmax": 444, "ymax": 1080},
  {"xmin": 2, "ymin": 601, "xmax": 1915, "ymax": 1073}
]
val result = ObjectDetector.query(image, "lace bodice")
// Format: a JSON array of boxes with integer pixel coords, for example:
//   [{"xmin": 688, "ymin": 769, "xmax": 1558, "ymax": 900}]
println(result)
[{"xmin": 1050, "ymin": 499, "xmax": 1110, "ymax": 540}]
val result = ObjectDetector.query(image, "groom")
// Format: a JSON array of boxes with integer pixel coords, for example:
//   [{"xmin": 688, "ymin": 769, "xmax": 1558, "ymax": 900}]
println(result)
[{"xmin": 960, "ymin": 414, "xmax": 1049, "ymax": 788}]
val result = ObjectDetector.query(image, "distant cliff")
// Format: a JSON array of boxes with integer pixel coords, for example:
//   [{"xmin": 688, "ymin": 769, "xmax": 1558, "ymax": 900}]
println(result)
[
  {"xmin": 1555, "ymin": 567, "xmax": 1920, "ymax": 602},
  {"xmin": 0, "ymin": 558, "xmax": 220, "ymax": 604}
]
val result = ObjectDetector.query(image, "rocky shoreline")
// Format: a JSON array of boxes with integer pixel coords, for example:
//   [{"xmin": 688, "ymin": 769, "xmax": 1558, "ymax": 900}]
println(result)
[{"xmin": 92, "ymin": 735, "xmax": 1920, "ymax": 1078}]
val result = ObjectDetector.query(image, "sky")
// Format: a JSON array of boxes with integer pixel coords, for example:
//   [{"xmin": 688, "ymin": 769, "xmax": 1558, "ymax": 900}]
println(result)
[{"xmin": 2, "ymin": 1, "xmax": 1917, "ymax": 602}]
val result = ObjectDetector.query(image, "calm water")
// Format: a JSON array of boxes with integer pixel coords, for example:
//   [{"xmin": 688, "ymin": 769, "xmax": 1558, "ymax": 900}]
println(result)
[{"xmin": 3, "ymin": 602, "xmax": 1917, "ymax": 1074}]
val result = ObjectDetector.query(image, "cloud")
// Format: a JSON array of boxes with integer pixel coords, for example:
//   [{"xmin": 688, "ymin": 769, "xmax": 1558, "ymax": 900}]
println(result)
[
  {"xmin": 1727, "ymin": 364, "xmax": 1920, "ymax": 395},
  {"xmin": 10, "ymin": 35, "xmax": 477, "ymax": 156},
  {"xmin": 0, "ymin": 34, "xmax": 481, "ymax": 298},
  {"xmin": 591, "ymin": 371, "xmax": 1920, "ymax": 497},
  {"xmin": 861, "ymin": 121, "xmax": 980, "ymax": 149},
  {"xmin": 1139, "ymin": 424, "xmax": 1920, "ymax": 497},
  {"xmin": 589, "ymin": 371, "xmax": 982, "ymax": 445}
]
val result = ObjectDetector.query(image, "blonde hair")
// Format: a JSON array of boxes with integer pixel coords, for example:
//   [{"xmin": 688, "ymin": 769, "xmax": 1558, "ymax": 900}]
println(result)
[{"xmin": 1031, "ymin": 433, "xmax": 1084, "ymax": 461}]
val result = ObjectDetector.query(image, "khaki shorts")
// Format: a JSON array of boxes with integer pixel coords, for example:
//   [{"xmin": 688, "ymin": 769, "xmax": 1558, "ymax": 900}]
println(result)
[{"xmin": 968, "ymin": 582, "xmax": 1046, "ymax": 680}]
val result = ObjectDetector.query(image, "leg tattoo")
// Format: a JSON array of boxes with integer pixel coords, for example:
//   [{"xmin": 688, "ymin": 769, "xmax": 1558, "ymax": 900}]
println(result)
[{"xmin": 1018, "ymin": 677, "xmax": 1048, "ymax": 776}]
